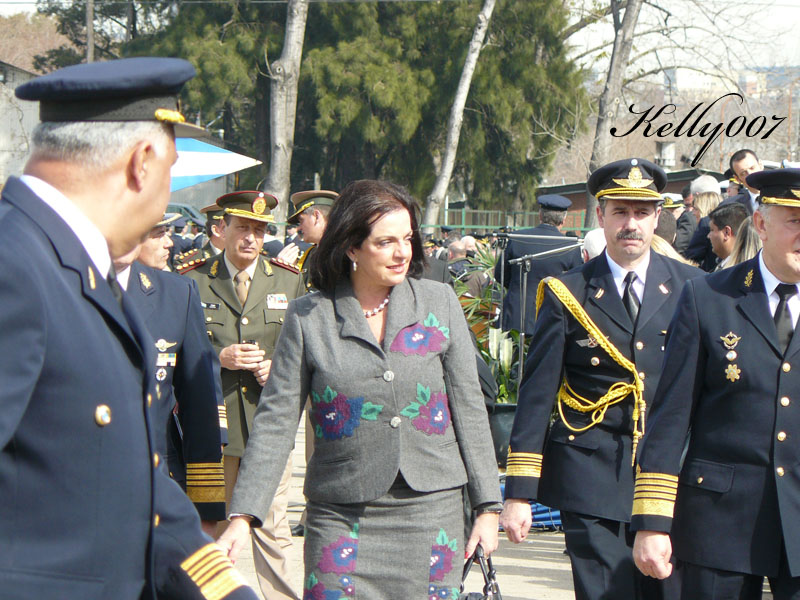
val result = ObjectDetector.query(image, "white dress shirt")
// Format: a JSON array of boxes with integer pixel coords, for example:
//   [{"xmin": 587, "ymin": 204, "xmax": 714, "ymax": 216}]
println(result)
[
  {"xmin": 759, "ymin": 252, "xmax": 799, "ymax": 328},
  {"xmin": 606, "ymin": 250, "xmax": 650, "ymax": 304},
  {"xmin": 20, "ymin": 175, "xmax": 111, "ymax": 279}
]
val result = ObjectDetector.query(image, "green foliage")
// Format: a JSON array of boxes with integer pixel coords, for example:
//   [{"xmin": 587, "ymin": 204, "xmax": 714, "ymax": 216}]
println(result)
[{"xmin": 35, "ymin": 0, "xmax": 587, "ymax": 207}]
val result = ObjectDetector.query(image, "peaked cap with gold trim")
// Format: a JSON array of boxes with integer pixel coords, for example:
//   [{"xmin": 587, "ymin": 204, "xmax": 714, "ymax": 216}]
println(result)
[
  {"xmin": 200, "ymin": 203, "xmax": 224, "ymax": 222},
  {"xmin": 156, "ymin": 212, "xmax": 181, "ymax": 227},
  {"xmin": 588, "ymin": 158, "xmax": 667, "ymax": 202},
  {"xmin": 287, "ymin": 190, "xmax": 338, "ymax": 224},
  {"xmin": 15, "ymin": 57, "xmax": 205, "ymax": 138},
  {"xmin": 747, "ymin": 168, "xmax": 800, "ymax": 208},
  {"xmin": 216, "ymin": 191, "xmax": 277, "ymax": 224}
]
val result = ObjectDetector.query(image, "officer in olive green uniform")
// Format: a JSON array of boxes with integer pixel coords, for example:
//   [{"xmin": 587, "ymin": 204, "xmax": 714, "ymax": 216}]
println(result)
[
  {"xmin": 275, "ymin": 190, "xmax": 338, "ymax": 292},
  {"xmin": 184, "ymin": 191, "xmax": 304, "ymax": 600}
]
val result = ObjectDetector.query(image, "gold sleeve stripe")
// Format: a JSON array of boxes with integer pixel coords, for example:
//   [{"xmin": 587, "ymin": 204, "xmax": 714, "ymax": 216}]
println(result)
[
  {"xmin": 181, "ymin": 543, "xmax": 248, "ymax": 600},
  {"xmin": 506, "ymin": 450, "xmax": 543, "ymax": 478},
  {"xmin": 186, "ymin": 461, "xmax": 225, "ymax": 503},
  {"xmin": 218, "ymin": 406, "xmax": 228, "ymax": 430},
  {"xmin": 632, "ymin": 471, "xmax": 678, "ymax": 517}
]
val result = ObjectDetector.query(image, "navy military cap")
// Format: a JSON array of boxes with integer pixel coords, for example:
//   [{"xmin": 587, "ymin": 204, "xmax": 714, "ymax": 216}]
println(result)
[
  {"xmin": 216, "ymin": 190, "xmax": 278, "ymax": 224},
  {"xmin": 287, "ymin": 190, "xmax": 338, "ymax": 224},
  {"xmin": 662, "ymin": 193, "xmax": 684, "ymax": 209},
  {"xmin": 747, "ymin": 168, "xmax": 800, "ymax": 208},
  {"xmin": 200, "ymin": 203, "xmax": 224, "ymax": 222},
  {"xmin": 588, "ymin": 158, "xmax": 667, "ymax": 202},
  {"xmin": 172, "ymin": 216, "xmax": 187, "ymax": 229},
  {"xmin": 15, "ymin": 57, "xmax": 203, "ymax": 137},
  {"xmin": 537, "ymin": 194, "xmax": 572, "ymax": 210}
]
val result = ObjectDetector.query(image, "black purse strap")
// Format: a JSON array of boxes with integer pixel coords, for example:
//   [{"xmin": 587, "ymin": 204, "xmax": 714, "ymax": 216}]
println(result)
[{"xmin": 460, "ymin": 545, "xmax": 503, "ymax": 599}]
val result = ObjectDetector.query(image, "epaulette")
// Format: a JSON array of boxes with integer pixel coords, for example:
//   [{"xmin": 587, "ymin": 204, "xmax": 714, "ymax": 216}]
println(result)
[
  {"xmin": 176, "ymin": 256, "xmax": 207, "ymax": 275},
  {"xmin": 175, "ymin": 247, "xmax": 201, "ymax": 262},
  {"xmin": 270, "ymin": 257, "xmax": 300, "ymax": 274},
  {"xmin": 260, "ymin": 248, "xmax": 269, "ymax": 256}
]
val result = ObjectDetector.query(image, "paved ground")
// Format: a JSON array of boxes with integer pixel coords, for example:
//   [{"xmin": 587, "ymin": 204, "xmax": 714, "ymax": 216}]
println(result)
[{"xmin": 230, "ymin": 422, "xmax": 576, "ymax": 599}]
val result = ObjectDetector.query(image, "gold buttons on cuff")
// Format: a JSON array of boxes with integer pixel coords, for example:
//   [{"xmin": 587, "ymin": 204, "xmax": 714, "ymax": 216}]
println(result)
[
  {"xmin": 241, "ymin": 317, "xmax": 249, "ymax": 325},
  {"xmin": 154, "ymin": 514, "xmax": 160, "ymax": 527},
  {"xmin": 95, "ymin": 405, "xmax": 112, "ymax": 426},
  {"xmin": 590, "ymin": 357, "xmax": 600, "ymax": 366},
  {"xmin": 696, "ymin": 476, "xmax": 704, "ymax": 484},
  {"xmin": 635, "ymin": 341, "xmax": 644, "ymax": 350},
  {"xmin": 781, "ymin": 397, "xmax": 791, "ymax": 407},
  {"xmin": 154, "ymin": 453, "xmax": 160, "ymax": 467},
  {"xmin": 778, "ymin": 432, "xmax": 787, "ymax": 442},
  {"xmin": 147, "ymin": 394, "xmax": 152, "ymax": 407},
  {"xmin": 241, "ymin": 386, "xmax": 248, "ymax": 394},
  {"xmin": 777, "ymin": 467, "xmax": 786, "ymax": 476},
  {"xmin": 783, "ymin": 363, "xmax": 791, "ymax": 373}
]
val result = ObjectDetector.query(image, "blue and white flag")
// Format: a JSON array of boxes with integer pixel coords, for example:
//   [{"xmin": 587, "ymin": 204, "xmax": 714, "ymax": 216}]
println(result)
[{"xmin": 171, "ymin": 138, "xmax": 262, "ymax": 191}]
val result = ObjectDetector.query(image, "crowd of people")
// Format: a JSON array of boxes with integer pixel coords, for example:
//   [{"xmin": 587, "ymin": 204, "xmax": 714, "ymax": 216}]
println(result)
[{"xmin": 3, "ymin": 56, "xmax": 800, "ymax": 600}]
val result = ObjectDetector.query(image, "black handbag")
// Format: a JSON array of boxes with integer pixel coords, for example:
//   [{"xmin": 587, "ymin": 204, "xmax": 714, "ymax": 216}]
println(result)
[{"xmin": 458, "ymin": 545, "xmax": 502, "ymax": 600}]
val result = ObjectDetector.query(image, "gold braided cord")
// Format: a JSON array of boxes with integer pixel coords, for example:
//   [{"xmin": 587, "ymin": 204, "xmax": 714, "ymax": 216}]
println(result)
[
  {"xmin": 297, "ymin": 246, "xmax": 314, "ymax": 270},
  {"xmin": 224, "ymin": 208, "xmax": 275, "ymax": 222},
  {"xmin": 760, "ymin": 196, "xmax": 800, "ymax": 208},
  {"xmin": 595, "ymin": 187, "xmax": 662, "ymax": 200},
  {"xmin": 536, "ymin": 277, "xmax": 646, "ymax": 465}
]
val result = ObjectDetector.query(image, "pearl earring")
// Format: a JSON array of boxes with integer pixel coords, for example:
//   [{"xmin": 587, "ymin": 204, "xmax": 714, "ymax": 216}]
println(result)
[{"xmin": 352, "ymin": 261, "xmax": 358, "ymax": 272}]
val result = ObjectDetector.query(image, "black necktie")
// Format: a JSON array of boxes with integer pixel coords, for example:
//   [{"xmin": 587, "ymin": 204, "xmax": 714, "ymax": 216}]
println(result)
[
  {"xmin": 623, "ymin": 271, "xmax": 640, "ymax": 326},
  {"xmin": 774, "ymin": 283, "xmax": 797, "ymax": 353},
  {"xmin": 107, "ymin": 266, "xmax": 124, "ymax": 307}
]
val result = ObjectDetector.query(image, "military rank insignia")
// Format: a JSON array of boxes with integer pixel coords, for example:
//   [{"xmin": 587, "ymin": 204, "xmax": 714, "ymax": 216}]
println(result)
[
  {"xmin": 88, "ymin": 266, "xmax": 96, "ymax": 290},
  {"xmin": 155, "ymin": 338, "xmax": 177, "ymax": 352},
  {"xmin": 139, "ymin": 272, "xmax": 152, "ymax": 290},
  {"xmin": 659, "ymin": 283, "xmax": 669, "ymax": 295},
  {"xmin": 594, "ymin": 288, "xmax": 604, "ymax": 299},
  {"xmin": 721, "ymin": 332, "xmax": 742, "ymax": 382},
  {"xmin": 744, "ymin": 269, "xmax": 753, "ymax": 288},
  {"xmin": 720, "ymin": 332, "xmax": 741, "ymax": 350},
  {"xmin": 209, "ymin": 260, "xmax": 219, "ymax": 277}
]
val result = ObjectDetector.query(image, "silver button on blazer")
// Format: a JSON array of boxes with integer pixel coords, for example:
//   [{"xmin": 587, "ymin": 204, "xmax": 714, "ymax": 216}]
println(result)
[{"xmin": 231, "ymin": 276, "xmax": 502, "ymax": 525}]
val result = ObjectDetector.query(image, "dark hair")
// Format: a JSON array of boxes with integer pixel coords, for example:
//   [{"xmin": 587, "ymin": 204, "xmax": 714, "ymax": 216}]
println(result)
[
  {"xmin": 709, "ymin": 202, "xmax": 748, "ymax": 234},
  {"xmin": 267, "ymin": 223, "xmax": 278, "ymax": 236},
  {"xmin": 681, "ymin": 184, "xmax": 691, "ymax": 200},
  {"xmin": 729, "ymin": 149, "xmax": 759, "ymax": 172},
  {"xmin": 654, "ymin": 209, "xmax": 677, "ymax": 244},
  {"xmin": 308, "ymin": 180, "xmax": 425, "ymax": 293}
]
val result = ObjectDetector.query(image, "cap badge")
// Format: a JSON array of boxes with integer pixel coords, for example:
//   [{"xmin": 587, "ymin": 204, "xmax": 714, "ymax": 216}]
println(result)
[
  {"xmin": 720, "ymin": 332, "xmax": 741, "ymax": 350},
  {"xmin": 613, "ymin": 166, "xmax": 653, "ymax": 189},
  {"xmin": 252, "ymin": 196, "xmax": 267, "ymax": 215}
]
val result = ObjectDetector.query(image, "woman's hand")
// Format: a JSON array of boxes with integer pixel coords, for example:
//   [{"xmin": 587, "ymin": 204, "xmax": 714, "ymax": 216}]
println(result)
[
  {"xmin": 215, "ymin": 516, "xmax": 252, "ymax": 563},
  {"xmin": 465, "ymin": 512, "xmax": 499, "ymax": 558}
]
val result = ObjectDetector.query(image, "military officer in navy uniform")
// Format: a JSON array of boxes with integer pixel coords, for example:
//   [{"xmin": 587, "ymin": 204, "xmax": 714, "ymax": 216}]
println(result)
[
  {"xmin": 185, "ymin": 191, "xmax": 305, "ymax": 600},
  {"xmin": 632, "ymin": 169, "xmax": 800, "ymax": 599},
  {"xmin": 501, "ymin": 159, "xmax": 701, "ymax": 600},
  {"xmin": 1, "ymin": 57, "xmax": 257, "ymax": 599},
  {"xmin": 494, "ymin": 194, "xmax": 583, "ymax": 335},
  {"xmin": 114, "ymin": 213, "xmax": 227, "ymax": 537}
]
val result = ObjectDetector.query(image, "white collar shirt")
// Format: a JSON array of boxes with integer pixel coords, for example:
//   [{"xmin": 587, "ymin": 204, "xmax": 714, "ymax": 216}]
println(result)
[
  {"xmin": 759, "ymin": 251, "xmax": 800, "ymax": 328},
  {"xmin": 605, "ymin": 250, "xmax": 650, "ymax": 304}
]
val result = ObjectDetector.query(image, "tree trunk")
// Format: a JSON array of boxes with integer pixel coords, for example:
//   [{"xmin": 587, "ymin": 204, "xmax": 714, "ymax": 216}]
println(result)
[
  {"xmin": 584, "ymin": 0, "xmax": 643, "ymax": 229},
  {"xmin": 422, "ymin": 0, "xmax": 496, "ymax": 232},
  {"xmin": 262, "ymin": 0, "xmax": 309, "ymax": 225},
  {"xmin": 86, "ymin": 0, "xmax": 94, "ymax": 62}
]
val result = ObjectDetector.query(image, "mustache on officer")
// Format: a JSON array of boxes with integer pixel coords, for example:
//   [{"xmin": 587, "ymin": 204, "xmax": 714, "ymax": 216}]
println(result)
[{"xmin": 617, "ymin": 229, "xmax": 643, "ymax": 241}]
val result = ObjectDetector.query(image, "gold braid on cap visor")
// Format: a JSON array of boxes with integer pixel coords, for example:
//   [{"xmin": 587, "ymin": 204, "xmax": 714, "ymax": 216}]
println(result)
[
  {"xmin": 595, "ymin": 187, "xmax": 662, "ymax": 200},
  {"xmin": 760, "ymin": 196, "xmax": 800, "ymax": 208},
  {"xmin": 224, "ymin": 208, "xmax": 275, "ymax": 222}
]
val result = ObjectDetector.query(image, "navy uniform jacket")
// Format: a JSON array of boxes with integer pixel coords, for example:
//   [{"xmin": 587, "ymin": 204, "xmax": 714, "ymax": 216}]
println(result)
[
  {"xmin": 672, "ymin": 210, "xmax": 697, "ymax": 254},
  {"xmin": 632, "ymin": 256, "xmax": 800, "ymax": 577},
  {"xmin": 126, "ymin": 262, "xmax": 226, "ymax": 521},
  {"xmin": 0, "ymin": 178, "xmax": 256, "ymax": 600},
  {"xmin": 504, "ymin": 251, "xmax": 702, "ymax": 522},
  {"xmin": 494, "ymin": 223, "xmax": 582, "ymax": 334}
]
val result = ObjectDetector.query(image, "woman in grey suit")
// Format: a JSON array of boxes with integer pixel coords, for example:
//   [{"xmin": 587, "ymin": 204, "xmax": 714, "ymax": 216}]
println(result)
[{"xmin": 219, "ymin": 180, "xmax": 501, "ymax": 599}]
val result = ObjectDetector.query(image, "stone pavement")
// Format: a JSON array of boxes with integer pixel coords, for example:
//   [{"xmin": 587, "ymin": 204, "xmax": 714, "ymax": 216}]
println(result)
[{"xmin": 229, "ymin": 421, "xmax": 576, "ymax": 599}]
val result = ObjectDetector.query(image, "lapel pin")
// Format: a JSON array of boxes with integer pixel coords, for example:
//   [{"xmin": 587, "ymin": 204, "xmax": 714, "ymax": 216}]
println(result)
[
  {"xmin": 88, "ymin": 266, "xmax": 96, "ymax": 290},
  {"xmin": 720, "ymin": 332, "xmax": 741, "ymax": 350},
  {"xmin": 659, "ymin": 283, "xmax": 669, "ymax": 295},
  {"xmin": 725, "ymin": 364, "xmax": 741, "ymax": 382}
]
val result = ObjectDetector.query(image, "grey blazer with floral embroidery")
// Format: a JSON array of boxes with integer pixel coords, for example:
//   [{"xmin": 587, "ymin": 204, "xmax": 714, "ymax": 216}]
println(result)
[{"xmin": 230, "ymin": 276, "xmax": 501, "ymax": 524}]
